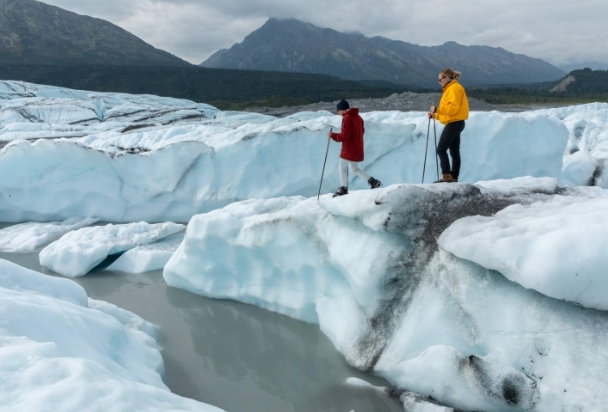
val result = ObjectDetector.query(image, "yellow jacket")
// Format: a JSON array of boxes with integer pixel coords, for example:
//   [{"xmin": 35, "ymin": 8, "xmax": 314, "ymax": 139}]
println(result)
[{"xmin": 435, "ymin": 80, "xmax": 469, "ymax": 125}]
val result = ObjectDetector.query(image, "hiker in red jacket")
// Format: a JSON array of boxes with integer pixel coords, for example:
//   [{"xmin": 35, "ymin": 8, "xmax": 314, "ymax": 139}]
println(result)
[{"xmin": 329, "ymin": 99, "xmax": 382, "ymax": 197}]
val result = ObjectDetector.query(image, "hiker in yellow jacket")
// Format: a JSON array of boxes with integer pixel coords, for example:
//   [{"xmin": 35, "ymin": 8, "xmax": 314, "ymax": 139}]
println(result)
[{"xmin": 428, "ymin": 68, "xmax": 469, "ymax": 183}]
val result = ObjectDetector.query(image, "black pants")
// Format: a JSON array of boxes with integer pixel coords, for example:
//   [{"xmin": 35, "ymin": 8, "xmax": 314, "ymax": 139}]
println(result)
[{"xmin": 436, "ymin": 120, "xmax": 465, "ymax": 179}]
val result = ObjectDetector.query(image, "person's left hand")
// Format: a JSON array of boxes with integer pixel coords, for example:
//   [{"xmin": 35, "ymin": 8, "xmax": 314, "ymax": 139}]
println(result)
[{"xmin": 328, "ymin": 130, "xmax": 333, "ymax": 137}]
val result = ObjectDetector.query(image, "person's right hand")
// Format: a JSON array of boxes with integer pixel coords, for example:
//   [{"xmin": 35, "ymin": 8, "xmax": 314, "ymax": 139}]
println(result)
[{"xmin": 427, "ymin": 112, "xmax": 433, "ymax": 119}]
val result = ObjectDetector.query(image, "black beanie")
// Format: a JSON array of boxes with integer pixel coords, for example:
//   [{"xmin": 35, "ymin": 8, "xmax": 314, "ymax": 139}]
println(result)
[{"xmin": 336, "ymin": 99, "xmax": 350, "ymax": 111}]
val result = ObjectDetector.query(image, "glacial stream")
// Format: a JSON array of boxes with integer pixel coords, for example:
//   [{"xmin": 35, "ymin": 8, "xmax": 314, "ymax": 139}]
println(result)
[{"xmin": 0, "ymin": 250, "xmax": 402, "ymax": 412}]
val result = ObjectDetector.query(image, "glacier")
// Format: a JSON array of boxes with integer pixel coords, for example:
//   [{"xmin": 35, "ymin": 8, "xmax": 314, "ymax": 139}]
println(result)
[
  {"xmin": 164, "ymin": 180, "xmax": 608, "ymax": 412},
  {"xmin": 3, "ymin": 81, "xmax": 608, "ymax": 412},
  {"xmin": 0, "ymin": 259, "xmax": 223, "ymax": 412}
]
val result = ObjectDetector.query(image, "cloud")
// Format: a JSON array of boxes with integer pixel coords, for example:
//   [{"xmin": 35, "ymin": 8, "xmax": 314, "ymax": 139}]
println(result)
[{"xmin": 42, "ymin": 0, "xmax": 608, "ymax": 66}]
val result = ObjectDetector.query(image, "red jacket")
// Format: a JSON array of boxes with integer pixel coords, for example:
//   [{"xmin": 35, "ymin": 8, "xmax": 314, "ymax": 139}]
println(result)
[{"xmin": 329, "ymin": 108, "xmax": 365, "ymax": 162}]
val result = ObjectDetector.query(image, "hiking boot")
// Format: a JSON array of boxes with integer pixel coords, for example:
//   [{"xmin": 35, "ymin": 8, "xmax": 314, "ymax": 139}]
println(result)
[
  {"xmin": 368, "ymin": 177, "xmax": 382, "ymax": 189},
  {"xmin": 333, "ymin": 186, "xmax": 348, "ymax": 197},
  {"xmin": 433, "ymin": 173, "xmax": 458, "ymax": 183}
]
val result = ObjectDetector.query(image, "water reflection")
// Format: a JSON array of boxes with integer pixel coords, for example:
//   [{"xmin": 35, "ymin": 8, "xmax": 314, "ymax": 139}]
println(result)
[{"xmin": 164, "ymin": 285, "xmax": 402, "ymax": 412}]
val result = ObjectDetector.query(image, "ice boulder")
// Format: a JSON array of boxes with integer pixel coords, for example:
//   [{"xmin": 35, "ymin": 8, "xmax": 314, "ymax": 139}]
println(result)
[
  {"xmin": 107, "ymin": 233, "xmax": 184, "ymax": 273},
  {"xmin": 0, "ymin": 217, "xmax": 99, "ymax": 253},
  {"xmin": 0, "ymin": 259, "xmax": 223, "ymax": 412},
  {"xmin": 40, "ymin": 222, "xmax": 185, "ymax": 277},
  {"xmin": 165, "ymin": 181, "xmax": 608, "ymax": 412},
  {"xmin": 538, "ymin": 103, "xmax": 608, "ymax": 188},
  {"xmin": 562, "ymin": 150, "xmax": 600, "ymax": 186},
  {"xmin": 438, "ymin": 195, "xmax": 608, "ymax": 310}
]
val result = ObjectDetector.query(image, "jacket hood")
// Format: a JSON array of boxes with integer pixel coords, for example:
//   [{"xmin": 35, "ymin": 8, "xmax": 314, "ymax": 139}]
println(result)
[{"xmin": 346, "ymin": 108, "xmax": 360, "ymax": 116}]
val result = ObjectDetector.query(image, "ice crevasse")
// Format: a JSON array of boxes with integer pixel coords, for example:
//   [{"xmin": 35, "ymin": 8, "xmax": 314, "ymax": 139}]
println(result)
[{"xmin": 165, "ymin": 178, "xmax": 608, "ymax": 412}]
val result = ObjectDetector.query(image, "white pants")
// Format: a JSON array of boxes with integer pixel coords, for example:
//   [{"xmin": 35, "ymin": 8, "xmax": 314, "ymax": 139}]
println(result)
[{"xmin": 339, "ymin": 158, "xmax": 371, "ymax": 187}]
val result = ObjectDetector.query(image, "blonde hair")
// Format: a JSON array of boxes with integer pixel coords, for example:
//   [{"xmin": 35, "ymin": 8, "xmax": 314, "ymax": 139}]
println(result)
[{"xmin": 440, "ymin": 68, "xmax": 461, "ymax": 81}]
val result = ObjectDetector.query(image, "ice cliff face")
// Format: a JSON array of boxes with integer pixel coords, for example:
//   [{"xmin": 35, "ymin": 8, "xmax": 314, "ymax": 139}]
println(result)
[
  {"xmin": 165, "ymin": 179, "xmax": 608, "ymax": 412},
  {"xmin": 0, "ymin": 81, "xmax": 569, "ymax": 223}
]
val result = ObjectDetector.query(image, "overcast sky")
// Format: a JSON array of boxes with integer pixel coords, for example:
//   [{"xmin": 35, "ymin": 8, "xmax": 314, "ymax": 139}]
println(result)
[{"xmin": 43, "ymin": 0, "xmax": 608, "ymax": 67}]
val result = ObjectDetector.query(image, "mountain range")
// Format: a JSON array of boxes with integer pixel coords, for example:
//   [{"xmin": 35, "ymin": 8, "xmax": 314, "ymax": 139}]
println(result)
[
  {"xmin": 201, "ymin": 18, "xmax": 566, "ymax": 87},
  {"xmin": 1, "ymin": 0, "xmax": 600, "ymax": 102},
  {"xmin": 0, "ymin": 0, "xmax": 188, "ymax": 66}
]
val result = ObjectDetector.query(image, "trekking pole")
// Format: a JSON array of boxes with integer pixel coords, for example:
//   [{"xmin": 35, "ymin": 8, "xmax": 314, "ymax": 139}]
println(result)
[
  {"xmin": 317, "ymin": 127, "xmax": 332, "ymax": 201},
  {"xmin": 422, "ymin": 117, "xmax": 431, "ymax": 183},
  {"xmin": 432, "ymin": 113, "xmax": 439, "ymax": 181}
]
